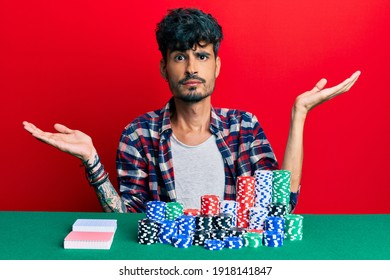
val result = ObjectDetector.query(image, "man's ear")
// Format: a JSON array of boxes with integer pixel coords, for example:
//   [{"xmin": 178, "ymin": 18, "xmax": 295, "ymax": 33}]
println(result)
[
  {"xmin": 215, "ymin": 56, "xmax": 221, "ymax": 78},
  {"xmin": 160, "ymin": 59, "xmax": 167, "ymax": 80}
]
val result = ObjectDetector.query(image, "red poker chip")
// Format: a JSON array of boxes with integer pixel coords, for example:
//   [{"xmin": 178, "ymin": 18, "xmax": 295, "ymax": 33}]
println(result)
[
  {"xmin": 201, "ymin": 195, "xmax": 220, "ymax": 215},
  {"xmin": 183, "ymin": 209, "xmax": 201, "ymax": 216}
]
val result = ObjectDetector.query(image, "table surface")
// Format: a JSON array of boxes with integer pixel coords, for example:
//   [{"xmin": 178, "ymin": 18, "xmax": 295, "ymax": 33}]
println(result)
[{"xmin": 1, "ymin": 211, "xmax": 389, "ymax": 260}]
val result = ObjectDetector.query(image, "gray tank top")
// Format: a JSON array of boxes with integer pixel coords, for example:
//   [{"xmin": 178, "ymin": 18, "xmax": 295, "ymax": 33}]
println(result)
[{"xmin": 171, "ymin": 134, "xmax": 225, "ymax": 209}]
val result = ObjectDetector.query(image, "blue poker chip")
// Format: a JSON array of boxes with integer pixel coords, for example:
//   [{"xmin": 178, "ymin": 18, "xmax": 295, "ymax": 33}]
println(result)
[
  {"xmin": 146, "ymin": 201, "xmax": 166, "ymax": 222},
  {"xmin": 224, "ymin": 236, "xmax": 244, "ymax": 249},
  {"xmin": 158, "ymin": 220, "xmax": 177, "ymax": 244},
  {"xmin": 171, "ymin": 234, "xmax": 193, "ymax": 248},
  {"xmin": 262, "ymin": 230, "xmax": 284, "ymax": 247},
  {"xmin": 204, "ymin": 239, "xmax": 224, "ymax": 250}
]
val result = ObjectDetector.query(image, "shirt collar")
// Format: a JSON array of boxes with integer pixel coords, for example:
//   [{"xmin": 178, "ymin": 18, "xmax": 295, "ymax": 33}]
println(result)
[{"xmin": 159, "ymin": 98, "xmax": 174, "ymax": 136}]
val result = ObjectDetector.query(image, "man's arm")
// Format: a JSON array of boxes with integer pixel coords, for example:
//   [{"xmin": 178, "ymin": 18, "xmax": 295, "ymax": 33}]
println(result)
[
  {"xmin": 23, "ymin": 121, "xmax": 127, "ymax": 212},
  {"xmin": 281, "ymin": 71, "xmax": 361, "ymax": 192}
]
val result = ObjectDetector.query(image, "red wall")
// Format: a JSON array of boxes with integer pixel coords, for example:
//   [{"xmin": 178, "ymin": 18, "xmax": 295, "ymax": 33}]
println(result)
[{"xmin": 2, "ymin": 0, "xmax": 389, "ymax": 213}]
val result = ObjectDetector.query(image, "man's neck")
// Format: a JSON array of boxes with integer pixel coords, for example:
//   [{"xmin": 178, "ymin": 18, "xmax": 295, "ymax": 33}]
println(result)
[{"xmin": 171, "ymin": 97, "xmax": 212, "ymax": 145}]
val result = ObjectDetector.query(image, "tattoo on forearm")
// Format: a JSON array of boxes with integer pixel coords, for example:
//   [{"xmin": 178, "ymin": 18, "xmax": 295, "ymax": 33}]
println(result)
[
  {"xmin": 95, "ymin": 180, "xmax": 127, "ymax": 213},
  {"xmin": 83, "ymin": 154, "xmax": 100, "ymax": 170}
]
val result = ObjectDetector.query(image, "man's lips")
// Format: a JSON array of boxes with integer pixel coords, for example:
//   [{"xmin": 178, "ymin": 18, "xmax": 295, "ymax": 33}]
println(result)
[{"xmin": 182, "ymin": 80, "xmax": 202, "ymax": 86}]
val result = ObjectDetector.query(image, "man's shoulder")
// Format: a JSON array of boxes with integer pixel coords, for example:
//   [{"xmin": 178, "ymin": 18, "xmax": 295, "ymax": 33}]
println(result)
[
  {"xmin": 122, "ymin": 108, "xmax": 163, "ymax": 133},
  {"xmin": 213, "ymin": 107, "xmax": 256, "ymax": 121}
]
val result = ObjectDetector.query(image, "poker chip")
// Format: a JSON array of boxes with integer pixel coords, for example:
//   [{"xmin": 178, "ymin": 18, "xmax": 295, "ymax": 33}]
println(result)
[
  {"xmin": 201, "ymin": 195, "xmax": 220, "ymax": 215},
  {"xmin": 243, "ymin": 232, "xmax": 263, "ymax": 248},
  {"xmin": 172, "ymin": 234, "xmax": 193, "ymax": 248},
  {"xmin": 284, "ymin": 214, "xmax": 303, "ymax": 240},
  {"xmin": 249, "ymin": 207, "xmax": 268, "ymax": 230},
  {"xmin": 254, "ymin": 170, "xmax": 273, "ymax": 209},
  {"xmin": 213, "ymin": 213, "xmax": 233, "ymax": 230},
  {"xmin": 229, "ymin": 227, "xmax": 247, "ymax": 238},
  {"xmin": 219, "ymin": 200, "xmax": 238, "ymax": 227},
  {"xmin": 263, "ymin": 230, "xmax": 284, "ymax": 247},
  {"xmin": 210, "ymin": 229, "xmax": 229, "ymax": 240},
  {"xmin": 136, "ymin": 199, "xmax": 303, "ymax": 250},
  {"xmin": 137, "ymin": 218, "xmax": 160, "ymax": 245},
  {"xmin": 224, "ymin": 236, "xmax": 244, "ymax": 249},
  {"xmin": 264, "ymin": 216, "xmax": 285, "ymax": 237},
  {"xmin": 193, "ymin": 230, "xmax": 212, "ymax": 246},
  {"xmin": 268, "ymin": 203, "xmax": 288, "ymax": 217},
  {"xmin": 204, "ymin": 239, "xmax": 224, "ymax": 250},
  {"xmin": 195, "ymin": 214, "xmax": 213, "ymax": 231},
  {"xmin": 176, "ymin": 215, "xmax": 196, "ymax": 235},
  {"xmin": 146, "ymin": 201, "xmax": 166, "ymax": 222},
  {"xmin": 236, "ymin": 176, "xmax": 255, "ymax": 228},
  {"xmin": 183, "ymin": 209, "xmax": 200, "ymax": 216},
  {"xmin": 165, "ymin": 202, "xmax": 184, "ymax": 221},
  {"xmin": 272, "ymin": 170, "xmax": 291, "ymax": 211},
  {"xmin": 158, "ymin": 220, "xmax": 177, "ymax": 244}
]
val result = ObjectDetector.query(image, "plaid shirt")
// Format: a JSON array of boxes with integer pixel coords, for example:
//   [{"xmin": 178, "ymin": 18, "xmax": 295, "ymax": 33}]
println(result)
[{"xmin": 117, "ymin": 98, "xmax": 293, "ymax": 213}]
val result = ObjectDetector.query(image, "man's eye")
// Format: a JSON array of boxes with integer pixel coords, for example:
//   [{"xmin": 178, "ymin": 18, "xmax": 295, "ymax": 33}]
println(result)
[
  {"xmin": 175, "ymin": 55, "xmax": 185, "ymax": 61},
  {"xmin": 199, "ymin": 55, "xmax": 208, "ymax": 60}
]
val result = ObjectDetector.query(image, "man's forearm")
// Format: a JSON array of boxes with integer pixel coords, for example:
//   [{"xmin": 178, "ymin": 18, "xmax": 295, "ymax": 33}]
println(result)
[
  {"xmin": 84, "ymin": 153, "xmax": 127, "ymax": 213},
  {"xmin": 281, "ymin": 107, "xmax": 306, "ymax": 193},
  {"xmin": 93, "ymin": 178, "xmax": 128, "ymax": 213}
]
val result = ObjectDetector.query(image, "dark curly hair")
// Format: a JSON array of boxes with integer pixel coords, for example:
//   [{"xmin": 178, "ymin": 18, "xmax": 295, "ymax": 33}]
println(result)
[{"xmin": 156, "ymin": 8, "xmax": 223, "ymax": 62}]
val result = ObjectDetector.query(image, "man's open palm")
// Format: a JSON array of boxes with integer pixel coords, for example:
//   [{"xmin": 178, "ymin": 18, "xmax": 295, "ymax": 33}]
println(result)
[
  {"xmin": 23, "ymin": 121, "xmax": 96, "ymax": 162},
  {"xmin": 295, "ymin": 71, "xmax": 361, "ymax": 115}
]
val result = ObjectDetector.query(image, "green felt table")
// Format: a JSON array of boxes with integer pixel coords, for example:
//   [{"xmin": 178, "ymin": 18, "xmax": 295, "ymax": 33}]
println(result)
[{"xmin": 0, "ymin": 212, "xmax": 389, "ymax": 260}]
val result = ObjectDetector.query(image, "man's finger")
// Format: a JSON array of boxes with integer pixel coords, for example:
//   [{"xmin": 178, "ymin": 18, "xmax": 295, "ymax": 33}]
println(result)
[
  {"xmin": 331, "ymin": 71, "xmax": 361, "ymax": 93},
  {"xmin": 54, "ymin": 123, "xmax": 73, "ymax": 134},
  {"xmin": 23, "ymin": 121, "xmax": 44, "ymax": 135},
  {"xmin": 312, "ymin": 78, "xmax": 327, "ymax": 92}
]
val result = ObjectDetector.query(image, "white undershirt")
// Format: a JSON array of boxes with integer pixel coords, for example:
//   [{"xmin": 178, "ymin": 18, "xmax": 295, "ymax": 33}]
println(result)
[{"xmin": 171, "ymin": 134, "xmax": 225, "ymax": 209}]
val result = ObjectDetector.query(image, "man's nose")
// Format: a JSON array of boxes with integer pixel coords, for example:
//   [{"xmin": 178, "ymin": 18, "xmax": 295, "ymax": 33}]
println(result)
[{"xmin": 185, "ymin": 56, "xmax": 198, "ymax": 75}]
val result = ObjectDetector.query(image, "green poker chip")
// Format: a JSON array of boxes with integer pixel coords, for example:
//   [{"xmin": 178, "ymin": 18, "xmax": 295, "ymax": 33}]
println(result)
[{"xmin": 165, "ymin": 202, "xmax": 184, "ymax": 221}]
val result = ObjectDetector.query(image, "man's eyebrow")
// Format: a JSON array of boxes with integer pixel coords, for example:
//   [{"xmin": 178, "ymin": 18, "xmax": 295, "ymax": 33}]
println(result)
[
  {"xmin": 169, "ymin": 50, "xmax": 186, "ymax": 56},
  {"xmin": 194, "ymin": 51, "xmax": 211, "ymax": 57}
]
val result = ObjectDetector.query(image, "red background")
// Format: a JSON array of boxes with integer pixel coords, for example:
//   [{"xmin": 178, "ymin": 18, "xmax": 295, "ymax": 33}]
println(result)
[{"xmin": 1, "ymin": 0, "xmax": 389, "ymax": 213}]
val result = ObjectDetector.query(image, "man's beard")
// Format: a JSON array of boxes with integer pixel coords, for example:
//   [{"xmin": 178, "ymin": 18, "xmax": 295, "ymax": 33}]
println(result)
[
  {"xmin": 169, "ymin": 74, "xmax": 215, "ymax": 103},
  {"xmin": 176, "ymin": 87, "xmax": 213, "ymax": 103}
]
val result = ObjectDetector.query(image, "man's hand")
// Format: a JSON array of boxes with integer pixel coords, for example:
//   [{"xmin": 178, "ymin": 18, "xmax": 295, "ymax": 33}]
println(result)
[
  {"xmin": 294, "ymin": 71, "xmax": 361, "ymax": 116},
  {"xmin": 282, "ymin": 70, "xmax": 361, "ymax": 192},
  {"xmin": 23, "ymin": 121, "xmax": 97, "ymax": 164}
]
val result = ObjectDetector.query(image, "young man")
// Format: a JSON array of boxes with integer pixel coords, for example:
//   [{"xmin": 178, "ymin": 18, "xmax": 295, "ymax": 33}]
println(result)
[{"xmin": 23, "ymin": 8, "xmax": 360, "ymax": 213}]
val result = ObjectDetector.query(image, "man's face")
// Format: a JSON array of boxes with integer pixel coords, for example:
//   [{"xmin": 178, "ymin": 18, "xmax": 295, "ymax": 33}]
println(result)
[{"xmin": 160, "ymin": 43, "xmax": 221, "ymax": 103}]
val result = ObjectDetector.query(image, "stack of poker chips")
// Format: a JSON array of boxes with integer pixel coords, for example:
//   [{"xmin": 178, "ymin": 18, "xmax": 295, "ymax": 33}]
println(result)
[
  {"xmin": 267, "ymin": 203, "xmax": 288, "ymax": 217},
  {"xmin": 137, "ymin": 218, "xmax": 160, "ymax": 245},
  {"xmin": 249, "ymin": 170, "xmax": 273, "ymax": 230},
  {"xmin": 201, "ymin": 195, "xmax": 220, "ymax": 215},
  {"xmin": 254, "ymin": 170, "xmax": 273, "ymax": 209},
  {"xmin": 137, "ymin": 197, "xmax": 251, "ymax": 249},
  {"xmin": 224, "ymin": 236, "xmax": 244, "ymax": 249},
  {"xmin": 263, "ymin": 231, "xmax": 284, "ymax": 247},
  {"xmin": 204, "ymin": 239, "xmax": 225, "ymax": 250},
  {"xmin": 263, "ymin": 216, "xmax": 285, "ymax": 247},
  {"xmin": 269, "ymin": 170, "xmax": 291, "ymax": 215},
  {"xmin": 176, "ymin": 215, "xmax": 196, "ymax": 235},
  {"xmin": 172, "ymin": 234, "xmax": 193, "ymax": 248},
  {"xmin": 158, "ymin": 220, "xmax": 177, "ymax": 244},
  {"xmin": 146, "ymin": 201, "xmax": 166, "ymax": 222},
  {"xmin": 183, "ymin": 208, "xmax": 200, "ymax": 216},
  {"xmin": 219, "ymin": 200, "xmax": 238, "ymax": 227},
  {"xmin": 236, "ymin": 176, "xmax": 256, "ymax": 228},
  {"xmin": 284, "ymin": 214, "xmax": 303, "ymax": 240},
  {"xmin": 249, "ymin": 207, "xmax": 269, "ymax": 230},
  {"xmin": 137, "ymin": 184, "xmax": 303, "ymax": 249},
  {"xmin": 165, "ymin": 202, "xmax": 184, "ymax": 221},
  {"xmin": 243, "ymin": 232, "xmax": 263, "ymax": 248}
]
